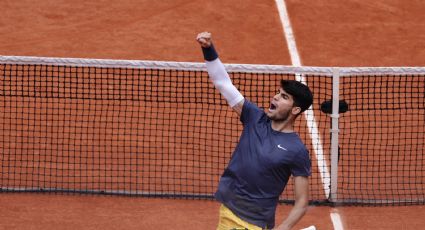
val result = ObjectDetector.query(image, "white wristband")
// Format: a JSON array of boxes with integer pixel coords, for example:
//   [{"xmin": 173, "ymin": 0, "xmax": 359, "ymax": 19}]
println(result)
[{"xmin": 206, "ymin": 59, "xmax": 244, "ymax": 107}]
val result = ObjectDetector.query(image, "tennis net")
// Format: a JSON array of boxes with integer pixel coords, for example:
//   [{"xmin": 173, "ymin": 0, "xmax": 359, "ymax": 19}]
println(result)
[{"xmin": 1, "ymin": 56, "xmax": 424, "ymax": 205}]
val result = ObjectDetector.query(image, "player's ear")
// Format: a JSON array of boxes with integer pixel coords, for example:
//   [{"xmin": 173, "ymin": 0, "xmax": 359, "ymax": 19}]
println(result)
[{"xmin": 291, "ymin": 106, "xmax": 301, "ymax": 116}]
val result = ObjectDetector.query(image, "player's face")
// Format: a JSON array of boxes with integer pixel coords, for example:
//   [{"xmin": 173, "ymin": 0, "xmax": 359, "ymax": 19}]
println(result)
[{"xmin": 266, "ymin": 88, "xmax": 299, "ymax": 121}]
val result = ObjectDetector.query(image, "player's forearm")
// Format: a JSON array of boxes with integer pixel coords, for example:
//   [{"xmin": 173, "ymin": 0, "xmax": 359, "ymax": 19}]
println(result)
[
  {"xmin": 202, "ymin": 45, "xmax": 244, "ymax": 107},
  {"xmin": 275, "ymin": 199, "xmax": 308, "ymax": 230}
]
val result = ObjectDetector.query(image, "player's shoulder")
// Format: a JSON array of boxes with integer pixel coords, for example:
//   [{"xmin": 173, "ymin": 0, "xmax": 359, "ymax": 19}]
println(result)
[{"xmin": 240, "ymin": 99, "xmax": 264, "ymax": 121}]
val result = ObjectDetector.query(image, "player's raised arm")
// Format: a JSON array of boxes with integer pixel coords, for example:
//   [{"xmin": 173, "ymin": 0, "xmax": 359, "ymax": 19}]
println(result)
[{"xmin": 196, "ymin": 32, "xmax": 244, "ymax": 116}]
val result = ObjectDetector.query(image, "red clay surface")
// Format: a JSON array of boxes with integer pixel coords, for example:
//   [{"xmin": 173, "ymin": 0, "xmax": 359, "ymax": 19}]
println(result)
[
  {"xmin": 0, "ymin": 193, "xmax": 336, "ymax": 230},
  {"xmin": 0, "ymin": 0, "xmax": 290, "ymax": 65},
  {"xmin": 286, "ymin": 0, "xmax": 425, "ymax": 67},
  {"xmin": 1, "ymin": 0, "xmax": 425, "ymax": 229}
]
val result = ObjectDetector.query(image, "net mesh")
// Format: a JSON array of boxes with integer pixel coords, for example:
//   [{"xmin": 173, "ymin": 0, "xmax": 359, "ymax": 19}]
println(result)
[
  {"xmin": 337, "ymin": 75, "xmax": 425, "ymax": 204},
  {"xmin": 1, "ymin": 56, "xmax": 424, "ymax": 205}
]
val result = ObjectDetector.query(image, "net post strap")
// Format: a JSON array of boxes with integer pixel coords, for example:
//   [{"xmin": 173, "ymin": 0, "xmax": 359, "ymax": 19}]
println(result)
[{"xmin": 329, "ymin": 68, "xmax": 340, "ymax": 202}]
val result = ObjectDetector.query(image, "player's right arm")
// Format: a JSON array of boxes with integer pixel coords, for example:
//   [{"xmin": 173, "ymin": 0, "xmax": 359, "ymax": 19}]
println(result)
[{"xmin": 196, "ymin": 32, "xmax": 245, "ymax": 116}]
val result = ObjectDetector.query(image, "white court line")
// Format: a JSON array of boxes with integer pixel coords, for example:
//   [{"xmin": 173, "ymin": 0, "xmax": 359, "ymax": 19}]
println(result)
[
  {"xmin": 330, "ymin": 211, "xmax": 344, "ymax": 230},
  {"xmin": 275, "ymin": 1, "xmax": 342, "ymax": 230},
  {"xmin": 274, "ymin": 0, "xmax": 331, "ymax": 198},
  {"xmin": 275, "ymin": 0, "xmax": 301, "ymax": 67}
]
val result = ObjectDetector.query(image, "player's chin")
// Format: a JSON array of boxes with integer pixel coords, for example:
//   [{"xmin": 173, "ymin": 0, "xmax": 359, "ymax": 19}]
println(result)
[{"xmin": 266, "ymin": 108, "xmax": 276, "ymax": 119}]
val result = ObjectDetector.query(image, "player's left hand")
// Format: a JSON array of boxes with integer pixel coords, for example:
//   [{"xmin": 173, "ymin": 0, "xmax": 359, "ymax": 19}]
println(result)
[{"xmin": 196, "ymin": 32, "xmax": 212, "ymax": 48}]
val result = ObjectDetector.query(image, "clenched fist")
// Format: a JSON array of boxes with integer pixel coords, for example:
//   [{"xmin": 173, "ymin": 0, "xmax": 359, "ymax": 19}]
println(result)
[{"xmin": 196, "ymin": 32, "xmax": 212, "ymax": 48}]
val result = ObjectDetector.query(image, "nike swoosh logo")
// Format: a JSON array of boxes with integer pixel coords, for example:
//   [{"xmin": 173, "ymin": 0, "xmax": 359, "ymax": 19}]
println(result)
[{"xmin": 277, "ymin": 144, "xmax": 288, "ymax": 151}]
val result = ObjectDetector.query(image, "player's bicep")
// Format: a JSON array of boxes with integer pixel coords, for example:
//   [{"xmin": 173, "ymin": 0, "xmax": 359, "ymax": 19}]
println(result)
[{"xmin": 294, "ymin": 176, "xmax": 309, "ymax": 202}]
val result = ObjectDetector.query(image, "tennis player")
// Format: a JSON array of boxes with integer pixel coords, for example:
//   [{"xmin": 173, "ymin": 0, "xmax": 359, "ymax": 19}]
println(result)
[{"xmin": 196, "ymin": 32, "xmax": 313, "ymax": 230}]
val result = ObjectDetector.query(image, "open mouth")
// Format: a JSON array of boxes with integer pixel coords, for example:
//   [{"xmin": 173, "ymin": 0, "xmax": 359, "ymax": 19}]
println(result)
[{"xmin": 269, "ymin": 103, "xmax": 276, "ymax": 111}]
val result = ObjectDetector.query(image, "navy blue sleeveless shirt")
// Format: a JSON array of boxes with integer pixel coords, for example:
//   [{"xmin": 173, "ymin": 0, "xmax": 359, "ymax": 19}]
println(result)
[{"xmin": 215, "ymin": 100, "xmax": 311, "ymax": 229}]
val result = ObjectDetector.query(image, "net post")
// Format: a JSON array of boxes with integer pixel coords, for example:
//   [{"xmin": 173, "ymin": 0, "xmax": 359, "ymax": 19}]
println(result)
[{"xmin": 329, "ymin": 68, "xmax": 340, "ymax": 203}]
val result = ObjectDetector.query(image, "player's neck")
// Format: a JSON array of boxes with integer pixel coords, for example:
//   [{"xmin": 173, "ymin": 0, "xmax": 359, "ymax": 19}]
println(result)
[{"xmin": 271, "ymin": 119, "xmax": 295, "ymax": 133}]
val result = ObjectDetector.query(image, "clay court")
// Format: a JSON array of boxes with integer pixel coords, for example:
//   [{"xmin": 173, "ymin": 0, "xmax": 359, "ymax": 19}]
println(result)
[{"xmin": 1, "ymin": 0, "xmax": 425, "ymax": 229}]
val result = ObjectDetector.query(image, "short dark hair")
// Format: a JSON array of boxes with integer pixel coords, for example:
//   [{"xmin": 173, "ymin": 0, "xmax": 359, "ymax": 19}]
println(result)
[{"xmin": 280, "ymin": 80, "xmax": 313, "ymax": 113}]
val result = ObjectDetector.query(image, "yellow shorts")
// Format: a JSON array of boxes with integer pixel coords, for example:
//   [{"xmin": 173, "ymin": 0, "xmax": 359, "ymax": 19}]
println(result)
[{"xmin": 216, "ymin": 204, "xmax": 263, "ymax": 230}]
